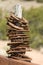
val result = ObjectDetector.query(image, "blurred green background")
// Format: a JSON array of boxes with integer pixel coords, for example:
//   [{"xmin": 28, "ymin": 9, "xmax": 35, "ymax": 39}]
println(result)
[{"xmin": 23, "ymin": 6, "xmax": 43, "ymax": 49}]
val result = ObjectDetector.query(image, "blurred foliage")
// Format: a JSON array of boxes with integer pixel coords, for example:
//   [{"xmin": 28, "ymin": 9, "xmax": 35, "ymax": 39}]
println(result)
[
  {"xmin": 24, "ymin": 0, "xmax": 33, "ymax": 1},
  {"xmin": 36, "ymin": 0, "xmax": 43, "ymax": 2},
  {"xmin": 22, "ymin": 0, "xmax": 43, "ymax": 3},
  {"xmin": 0, "ymin": 18, "xmax": 7, "ymax": 40},
  {"xmin": 0, "ymin": 8, "xmax": 8, "ymax": 40},
  {"xmin": 23, "ymin": 7, "xmax": 43, "ymax": 49}
]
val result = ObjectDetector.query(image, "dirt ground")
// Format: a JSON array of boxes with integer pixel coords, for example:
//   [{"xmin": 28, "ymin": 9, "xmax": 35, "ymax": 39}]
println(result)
[
  {"xmin": 0, "ymin": 40, "xmax": 43, "ymax": 65},
  {"xmin": 26, "ymin": 50, "xmax": 43, "ymax": 65}
]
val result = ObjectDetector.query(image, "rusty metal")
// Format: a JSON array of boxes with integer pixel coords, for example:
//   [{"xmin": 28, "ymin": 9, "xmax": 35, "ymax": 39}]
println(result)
[
  {"xmin": 2, "ymin": 13, "xmax": 38, "ymax": 65},
  {"xmin": 7, "ymin": 13, "xmax": 31, "ymax": 60},
  {"xmin": 0, "ymin": 12, "xmax": 38, "ymax": 65}
]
